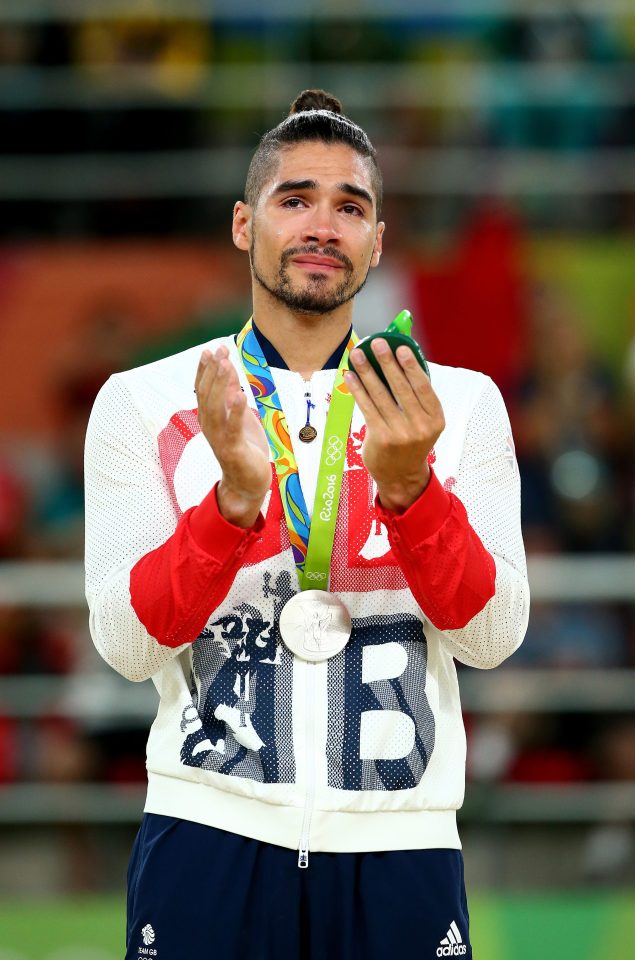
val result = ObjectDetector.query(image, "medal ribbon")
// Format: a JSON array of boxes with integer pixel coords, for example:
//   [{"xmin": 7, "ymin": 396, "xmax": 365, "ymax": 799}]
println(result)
[{"xmin": 236, "ymin": 318, "xmax": 356, "ymax": 592}]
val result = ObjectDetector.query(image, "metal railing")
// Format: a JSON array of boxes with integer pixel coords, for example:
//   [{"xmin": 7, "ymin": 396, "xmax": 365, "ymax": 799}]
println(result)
[
  {"xmin": 1, "ymin": 781, "xmax": 633, "ymax": 825},
  {"xmin": 0, "ymin": 556, "xmax": 633, "ymax": 825},
  {"xmin": 4, "ymin": 556, "xmax": 635, "ymax": 607},
  {"xmin": 1, "ymin": 148, "xmax": 635, "ymax": 200},
  {"xmin": 2, "ymin": 62, "xmax": 633, "ymax": 110}
]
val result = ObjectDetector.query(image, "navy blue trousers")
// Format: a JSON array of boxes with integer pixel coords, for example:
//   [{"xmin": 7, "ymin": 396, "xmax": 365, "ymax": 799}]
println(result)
[{"xmin": 126, "ymin": 814, "xmax": 472, "ymax": 960}]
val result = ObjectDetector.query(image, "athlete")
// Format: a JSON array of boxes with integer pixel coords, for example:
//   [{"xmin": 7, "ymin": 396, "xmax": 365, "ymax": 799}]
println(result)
[{"xmin": 85, "ymin": 89, "xmax": 529, "ymax": 959}]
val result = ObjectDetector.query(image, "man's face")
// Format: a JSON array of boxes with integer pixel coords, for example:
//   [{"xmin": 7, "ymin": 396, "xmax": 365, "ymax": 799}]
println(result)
[{"xmin": 236, "ymin": 141, "xmax": 384, "ymax": 315}]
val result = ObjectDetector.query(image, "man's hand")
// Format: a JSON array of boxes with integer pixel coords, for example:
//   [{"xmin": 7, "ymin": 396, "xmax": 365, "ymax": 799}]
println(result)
[
  {"xmin": 195, "ymin": 346, "xmax": 271, "ymax": 528},
  {"xmin": 345, "ymin": 338, "xmax": 445, "ymax": 513}
]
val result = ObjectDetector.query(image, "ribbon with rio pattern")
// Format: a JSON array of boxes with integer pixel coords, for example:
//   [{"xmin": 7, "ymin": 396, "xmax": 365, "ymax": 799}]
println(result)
[{"xmin": 236, "ymin": 318, "xmax": 357, "ymax": 591}]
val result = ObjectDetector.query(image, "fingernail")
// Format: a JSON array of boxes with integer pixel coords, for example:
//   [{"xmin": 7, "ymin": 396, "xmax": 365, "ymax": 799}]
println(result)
[
  {"xmin": 372, "ymin": 338, "xmax": 389, "ymax": 355},
  {"xmin": 343, "ymin": 370, "xmax": 356, "ymax": 384},
  {"xmin": 396, "ymin": 345, "xmax": 413, "ymax": 363},
  {"xmin": 350, "ymin": 348, "xmax": 366, "ymax": 366}
]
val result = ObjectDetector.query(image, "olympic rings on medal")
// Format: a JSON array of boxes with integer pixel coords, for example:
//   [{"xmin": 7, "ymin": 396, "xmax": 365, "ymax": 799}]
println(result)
[
  {"xmin": 305, "ymin": 571, "xmax": 327, "ymax": 581},
  {"xmin": 325, "ymin": 436, "xmax": 344, "ymax": 465}
]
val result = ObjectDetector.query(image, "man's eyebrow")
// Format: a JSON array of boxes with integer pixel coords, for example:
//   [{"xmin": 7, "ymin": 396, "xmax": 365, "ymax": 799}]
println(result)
[
  {"xmin": 336, "ymin": 182, "xmax": 374, "ymax": 208},
  {"xmin": 272, "ymin": 179, "xmax": 374, "ymax": 208},
  {"xmin": 273, "ymin": 179, "xmax": 318, "ymax": 195}
]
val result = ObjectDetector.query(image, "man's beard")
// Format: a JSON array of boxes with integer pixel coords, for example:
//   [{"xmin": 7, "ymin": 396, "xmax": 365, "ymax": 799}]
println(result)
[{"xmin": 250, "ymin": 237, "xmax": 369, "ymax": 315}]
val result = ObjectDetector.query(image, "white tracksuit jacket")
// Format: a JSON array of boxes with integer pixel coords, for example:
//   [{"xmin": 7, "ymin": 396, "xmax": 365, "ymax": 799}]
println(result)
[{"xmin": 84, "ymin": 333, "xmax": 529, "ymax": 858}]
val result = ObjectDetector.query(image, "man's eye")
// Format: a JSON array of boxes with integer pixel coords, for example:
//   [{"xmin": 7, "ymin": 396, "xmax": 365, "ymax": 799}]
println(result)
[
  {"xmin": 342, "ymin": 204, "xmax": 363, "ymax": 216},
  {"xmin": 282, "ymin": 197, "xmax": 304, "ymax": 208}
]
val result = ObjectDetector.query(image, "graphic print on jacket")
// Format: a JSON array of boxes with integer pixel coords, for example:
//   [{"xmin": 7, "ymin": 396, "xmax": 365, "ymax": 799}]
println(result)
[
  {"xmin": 180, "ymin": 594, "xmax": 436, "ymax": 792},
  {"xmin": 180, "ymin": 570, "xmax": 296, "ymax": 783},
  {"xmin": 162, "ymin": 404, "xmax": 435, "ymax": 793},
  {"xmin": 327, "ymin": 615, "xmax": 435, "ymax": 790}
]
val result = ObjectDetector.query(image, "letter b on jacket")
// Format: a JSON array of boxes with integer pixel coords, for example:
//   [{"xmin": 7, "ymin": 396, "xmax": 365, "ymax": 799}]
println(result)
[{"xmin": 326, "ymin": 617, "xmax": 435, "ymax": 791}]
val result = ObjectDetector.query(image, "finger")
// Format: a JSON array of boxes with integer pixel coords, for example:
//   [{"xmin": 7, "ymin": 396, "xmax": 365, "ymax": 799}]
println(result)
[
  {"xmin": 204, "ymin": 356, "xmax": 234, "ymax": 425},
  {"xmin": 229, "ymin": 387, "xmax": 249, "ymax": 425},
  {"xmin": 366, "ymin": 339, "xmax": 440, "ymax": 423},
  {"xmin": 394, "ymin": 345, "xmax": 434, "ymax": 395},
  {"xmin": 201, "ymin": 345, "xmax": 238, "ymax": 398},
  {"xmin": 210, "ymin": 354, "xmax": 243, "ymax": 404},
  {"xmin": 196, "ymin": 358, "xmax": 233, "ymax": 442},
  {"xmin": 194, "ymin": 349, "xmax": 213, "ymax": 395},
  {"xmin": 221, "ymin": 388, "xmax": 246, "ymax": 445},
  {"xmin": 222, "ymin": 363, "xmax": 245, "ymax": 419},
  {"xmin": 368, "ymin": 339, "xmax": 422, "ymax": 419},
  {"xmin": 375, "ymin": 342, "xmax": 439, "ymax": 423},
  {"xmin": 394, "ymin": 345, "xmax": 443, "ymax": 419},
  {"xmin": 204, "ymin": 355, "xmax": 247, "ymax": 436},
  {"xmin": 222, "ymin": 353, "xmax": 243, "ymax": 397},
  {"xmin": 195, "ymin": 356, "xmax": 222, "ymax": 419},
  {"xmin": 195, "ymin": 344, "xmax": 232, "ymax": 395},
  {"xmin": 349, "ymin": 346, "xmax": 400, "ymax": 425},
  {"xmin": 343, "ymin": 369, "xmax": 391, "ymax": 432}
]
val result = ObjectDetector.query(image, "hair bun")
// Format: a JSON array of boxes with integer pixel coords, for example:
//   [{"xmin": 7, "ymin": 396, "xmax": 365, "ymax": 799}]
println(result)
[{"xmin": 289, "ymin": 89, "xmax": 343, "ymax": 116}]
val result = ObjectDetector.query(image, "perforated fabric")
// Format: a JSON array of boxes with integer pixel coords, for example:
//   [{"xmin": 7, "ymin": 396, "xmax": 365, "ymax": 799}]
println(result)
[
  {"xmin": 376, "ymin": 376, "xmax": 525, "ymax": 666},
  {"xmin": 84, "ymin": 338, "xmax": 529, "ymax": 853}
]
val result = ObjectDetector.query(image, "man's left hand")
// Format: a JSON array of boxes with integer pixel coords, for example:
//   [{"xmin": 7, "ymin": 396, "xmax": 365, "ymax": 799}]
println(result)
[{"xmin": 345, "ymin": 338, "xmax": 445, "ymax": 513}]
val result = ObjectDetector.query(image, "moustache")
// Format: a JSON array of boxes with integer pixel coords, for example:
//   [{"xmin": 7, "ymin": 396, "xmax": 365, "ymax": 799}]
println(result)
[{"xmin": 281, "ymin": 245, "xmax": 353, "ymax": 272}]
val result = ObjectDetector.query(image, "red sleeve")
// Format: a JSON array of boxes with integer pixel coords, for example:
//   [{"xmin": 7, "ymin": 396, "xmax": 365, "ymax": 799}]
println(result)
[
  {"xmin": 129, "ymin": 484, "xmax": 265, "ymax": 648},
  {"xmin": 375, "ymin": 469, "xmax": 496, "ymax": 630}
]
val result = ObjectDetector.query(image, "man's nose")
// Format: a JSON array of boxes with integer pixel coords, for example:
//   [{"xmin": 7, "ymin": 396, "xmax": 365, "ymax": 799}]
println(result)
[{"xmin": 301, "ymin": 207, "xmax": 341, "ymax": 246}]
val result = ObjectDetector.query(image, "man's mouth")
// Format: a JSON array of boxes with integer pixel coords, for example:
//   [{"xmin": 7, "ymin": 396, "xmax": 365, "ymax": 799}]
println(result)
[{"xmin": 291, "ymin": 255, "xmax": 346, "ymax": 272}]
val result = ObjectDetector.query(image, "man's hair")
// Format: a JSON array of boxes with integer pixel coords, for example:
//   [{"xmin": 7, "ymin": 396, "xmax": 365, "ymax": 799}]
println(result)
[{"xmin": 244, "ymin": 89, "xmax": 383, "ymax": 216}]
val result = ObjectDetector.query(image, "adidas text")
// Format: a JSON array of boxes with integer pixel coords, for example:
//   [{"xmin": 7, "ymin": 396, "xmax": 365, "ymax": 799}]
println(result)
[{"xmin": 436, "ymin": 946, "xmax": 467, "ymax": 957}]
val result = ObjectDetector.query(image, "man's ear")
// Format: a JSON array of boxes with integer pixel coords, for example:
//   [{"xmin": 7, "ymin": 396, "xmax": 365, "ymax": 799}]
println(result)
[
  {"xmin": 232, "ymin": 201, "xmax": 252, "ymax": 252},
  {"xmin": 370, "ymin": 221, "xmax": 385, "ymax": 269}
]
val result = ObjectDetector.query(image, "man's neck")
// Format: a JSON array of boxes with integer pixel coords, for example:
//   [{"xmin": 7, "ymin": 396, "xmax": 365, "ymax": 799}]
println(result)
[{"xmin": 252, "ymin": 304, "xmax": 354, "ymax": 378}]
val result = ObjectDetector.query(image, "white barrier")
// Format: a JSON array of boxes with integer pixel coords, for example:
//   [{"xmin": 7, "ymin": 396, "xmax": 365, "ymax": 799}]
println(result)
[{"xmin": 0, "ymin": 557, "xmax": 633, "ymax": 824}]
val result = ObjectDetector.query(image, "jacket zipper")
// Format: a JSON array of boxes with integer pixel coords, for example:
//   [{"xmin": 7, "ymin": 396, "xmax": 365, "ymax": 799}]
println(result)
[{"xmin": 298, "ymin": 660, "xmax": 316, "ymax": 868}]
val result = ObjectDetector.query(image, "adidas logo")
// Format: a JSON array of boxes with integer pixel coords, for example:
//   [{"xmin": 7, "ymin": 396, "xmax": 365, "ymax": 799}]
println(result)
[{"xmin": 436, "ymin": 921, "xmax": 467, "ymax": 956}]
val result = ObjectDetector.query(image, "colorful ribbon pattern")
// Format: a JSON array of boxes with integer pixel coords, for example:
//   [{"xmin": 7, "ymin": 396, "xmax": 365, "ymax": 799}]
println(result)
[{"xmin": 236, "ymin": 318, "xmax": 356, "ymax": 587}]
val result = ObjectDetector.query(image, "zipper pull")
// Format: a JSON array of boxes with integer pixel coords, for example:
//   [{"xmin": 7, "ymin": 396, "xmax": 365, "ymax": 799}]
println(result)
[{"xmin": 298, "ymin": 844, "xmax": 309, "ymax": 869}]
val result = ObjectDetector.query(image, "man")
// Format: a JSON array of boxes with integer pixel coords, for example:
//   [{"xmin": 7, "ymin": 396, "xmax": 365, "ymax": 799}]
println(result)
[{"xmin": 85, "ymin": 89, "xmax": 529, "ymax": 960}]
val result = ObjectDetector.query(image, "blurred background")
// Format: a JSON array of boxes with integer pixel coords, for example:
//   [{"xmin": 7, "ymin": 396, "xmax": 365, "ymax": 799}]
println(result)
[{"xmin": 0, "ymin": 1, "xmax": 634, "ymax": 958}]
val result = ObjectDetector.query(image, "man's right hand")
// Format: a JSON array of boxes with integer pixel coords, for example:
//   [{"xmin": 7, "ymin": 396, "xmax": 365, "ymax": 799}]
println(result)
[{"xmin": 195, "ymin": 345, "xmax": 271, "ymax": 528}]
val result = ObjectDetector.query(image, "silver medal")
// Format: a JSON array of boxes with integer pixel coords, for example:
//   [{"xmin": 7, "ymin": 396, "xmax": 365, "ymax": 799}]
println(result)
[{"xmin": 279, "ymin": 591, "xmax": 352, "ymax": 662}]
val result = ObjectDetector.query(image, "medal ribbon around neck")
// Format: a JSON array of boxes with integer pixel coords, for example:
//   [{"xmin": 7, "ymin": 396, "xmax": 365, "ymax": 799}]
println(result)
[{"xmin": 236, "ymin": 318, "xmax": 357, "ymax": 592}]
